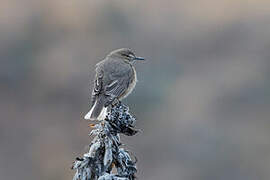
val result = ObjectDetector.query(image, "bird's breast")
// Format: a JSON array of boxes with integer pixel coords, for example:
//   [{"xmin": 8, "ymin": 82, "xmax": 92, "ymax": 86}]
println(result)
[{"xmin": 119, "ymin": 66, "xmax": 137, "ymax": 100}]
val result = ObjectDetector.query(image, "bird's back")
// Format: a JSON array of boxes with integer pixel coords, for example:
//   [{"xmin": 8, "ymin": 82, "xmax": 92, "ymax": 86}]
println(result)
[{"xmin": 96, "ymin": 57, "xmax": 134, "ymax": 91}]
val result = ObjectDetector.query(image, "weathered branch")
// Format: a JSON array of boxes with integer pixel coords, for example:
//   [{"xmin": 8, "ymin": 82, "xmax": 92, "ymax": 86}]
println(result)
[{"xmin": 72, "ymin": 103, "xmax": 139, "ymax": 180}]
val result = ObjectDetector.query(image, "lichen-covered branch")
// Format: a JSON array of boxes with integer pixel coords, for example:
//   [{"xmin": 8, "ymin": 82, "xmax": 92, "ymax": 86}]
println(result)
[{"xmin": 72, "ymin": 103, "xmax": 139, "ymax": 180}]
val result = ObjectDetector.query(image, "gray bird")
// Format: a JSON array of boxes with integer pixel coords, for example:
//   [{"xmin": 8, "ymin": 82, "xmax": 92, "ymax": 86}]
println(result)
[{"xmin": 84, "ymin": 48, "xmax": 145, "ymax": 120}]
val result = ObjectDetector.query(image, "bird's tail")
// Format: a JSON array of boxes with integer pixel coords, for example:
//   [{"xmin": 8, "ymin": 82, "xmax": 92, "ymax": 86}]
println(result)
[{"xmin": 84, "ymin": 96, "xmax": 108, "ymax": 120}]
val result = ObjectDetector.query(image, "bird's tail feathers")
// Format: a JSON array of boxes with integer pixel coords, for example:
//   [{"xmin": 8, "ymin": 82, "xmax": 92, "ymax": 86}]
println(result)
[{"xmin": 84, "ymin": 96, "xmax": 108, "ymax": 120}]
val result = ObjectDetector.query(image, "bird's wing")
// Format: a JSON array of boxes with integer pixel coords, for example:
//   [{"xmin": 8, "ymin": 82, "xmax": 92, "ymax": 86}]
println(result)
[
  {"xmin": 105, "ymin": 78, "xmax": 127, "ymax": 96},
  {"xmin": 103, "ymin": 63, "xmax": 133, "ymax": 106},
  {"xmin": 90, "ymin": 58, "xmax": 134, "ymax": 107},
  {"xmin": 90, "ymin": 66, "xmax": 104, "ymax": 108}
]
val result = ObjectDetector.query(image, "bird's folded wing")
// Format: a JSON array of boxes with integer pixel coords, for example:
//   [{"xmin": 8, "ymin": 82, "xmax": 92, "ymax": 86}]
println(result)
[
  {"xmin": 105, "ymin": 66, "xmax": 134, "ymax": 104},
  {"xmin": 103, "ymin": 78, "xmax": 127, "ymax": 106},
  {"xmin": 90, "ymin": 69, "xmax": 103, "ymax": 108},
  {"xmin": 91, "ymin": 60, "xmax": 134, "ymax": 107}
]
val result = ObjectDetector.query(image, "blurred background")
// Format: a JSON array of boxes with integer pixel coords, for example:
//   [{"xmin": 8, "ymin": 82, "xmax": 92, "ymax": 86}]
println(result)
[{"xmin": 1, "ymin": 0, "xmax": 270, "ymax": 180}]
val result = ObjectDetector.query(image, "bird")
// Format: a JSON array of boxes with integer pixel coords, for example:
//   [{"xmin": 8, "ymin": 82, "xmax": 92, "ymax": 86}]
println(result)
[{"xmin": 84, "ymin": 48, "xmax": 145, "ymax": 120}]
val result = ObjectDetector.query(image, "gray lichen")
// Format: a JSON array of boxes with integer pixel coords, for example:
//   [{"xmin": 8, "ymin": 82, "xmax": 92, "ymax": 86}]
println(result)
[{"xmin": 72, "ymin": 103, "xmax": 138, "ymax": 180}]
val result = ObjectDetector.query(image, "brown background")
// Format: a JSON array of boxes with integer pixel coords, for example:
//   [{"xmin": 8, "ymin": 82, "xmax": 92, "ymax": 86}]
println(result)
[{"xmin": 1, "ymin": 1, "xmax": 270, "ymax": 179}]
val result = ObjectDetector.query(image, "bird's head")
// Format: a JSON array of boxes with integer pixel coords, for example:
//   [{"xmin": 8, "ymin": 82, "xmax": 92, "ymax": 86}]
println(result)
[{"xmin": 108, "ymin": 48, "xmax": 145, "ymax": 63}]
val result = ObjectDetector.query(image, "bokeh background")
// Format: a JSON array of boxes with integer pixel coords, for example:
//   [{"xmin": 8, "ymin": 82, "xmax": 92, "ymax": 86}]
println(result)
[{"xmin": 1, "ymin": 0, "xmax": 270, "ymax": 180}]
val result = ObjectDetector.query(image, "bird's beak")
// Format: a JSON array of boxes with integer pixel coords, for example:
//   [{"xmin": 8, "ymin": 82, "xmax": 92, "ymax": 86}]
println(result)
[{"xmin": 134, "ymin": 56, "xmax": 145, "ymax": 61}]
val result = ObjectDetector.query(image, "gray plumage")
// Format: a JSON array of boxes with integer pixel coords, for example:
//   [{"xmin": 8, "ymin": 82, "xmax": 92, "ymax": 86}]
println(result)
[{"xmin": 84, "ymin": 48, "xmax": 144, "ymax": 120}]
